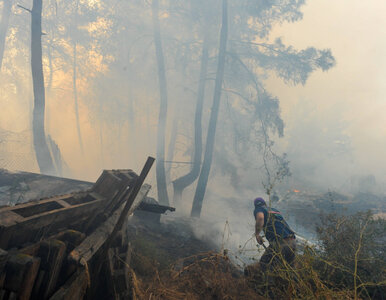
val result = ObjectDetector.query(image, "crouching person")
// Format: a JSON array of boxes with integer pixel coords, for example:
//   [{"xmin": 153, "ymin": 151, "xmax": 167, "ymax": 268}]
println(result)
[{"xmin": 253, "ymin": 197, "xmax": 296, "ymax": 272}]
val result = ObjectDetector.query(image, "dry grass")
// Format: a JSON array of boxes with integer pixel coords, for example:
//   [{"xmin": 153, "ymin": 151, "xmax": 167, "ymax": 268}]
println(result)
[
  {"xmin": 124, "ymin": 211, "xmax": 385, "ymax": 299},
  {"xmin": 129, "ymin": 252, "xmax": 265, "ymax": 300}
]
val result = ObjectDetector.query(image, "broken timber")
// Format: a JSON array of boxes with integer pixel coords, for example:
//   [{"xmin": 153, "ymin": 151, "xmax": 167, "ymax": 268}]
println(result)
[{"xmin": 0, "ymin": 157, "xmax": 173, "ymax": 300}]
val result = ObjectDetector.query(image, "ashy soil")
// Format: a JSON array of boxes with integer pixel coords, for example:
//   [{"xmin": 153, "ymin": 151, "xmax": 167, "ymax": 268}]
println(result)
[{"xmin": 126, "ymin": 215, "xmax": 266, "ymax": 299}]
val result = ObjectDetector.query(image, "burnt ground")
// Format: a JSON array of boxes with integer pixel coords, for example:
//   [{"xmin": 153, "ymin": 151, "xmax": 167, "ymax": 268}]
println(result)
[
  {"xmin": 126, "ymin": 215, "xmax": 266, "ymax": 299},
  {"xmin": 127, "ymin": 215, "xmax": 216, "ymax": 272}
]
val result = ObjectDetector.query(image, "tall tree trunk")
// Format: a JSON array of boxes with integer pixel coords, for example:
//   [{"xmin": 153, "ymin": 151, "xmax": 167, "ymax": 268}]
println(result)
[
  {"xmin": 0, "ymin": 0, "xmax": 12, "ymax": 70},
  {"xmin": 165, "ymin": 112, "xmax": 178, "ymax": 183},
  {"xmin": 172, "ymin": 27, "xmax": 210, "ymax": 205},
  {"xmin": 46, "ymin": 36, "xmax": 53, "ymax": 134},
  {"xmin": 73, "ymin": 0, "xmax": 84, "ymax": 154},
  {"xmin": 31, "ymin": 0, "xmax": 56, "ymax": 175},
  {"xmin": 45, "ymin": 0, "xmax": 57, "ymax": 134},
  {"xmin": 152, "ymin": 0, "xmax": 169, "ymax": 205},
  {"xmin": 191, "ymin": 0, "xmax": 228, "ymax": 217}
]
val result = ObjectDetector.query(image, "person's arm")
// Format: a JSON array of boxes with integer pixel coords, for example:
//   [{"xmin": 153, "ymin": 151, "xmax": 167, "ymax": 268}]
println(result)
[{"xmin": 255, "ymin": 211, "xmax": 265, "ymax": 244}]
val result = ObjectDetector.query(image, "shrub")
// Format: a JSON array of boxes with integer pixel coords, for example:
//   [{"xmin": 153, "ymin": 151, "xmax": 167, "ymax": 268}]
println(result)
[{"xmin": 315, "ymin": 211, "xmax": 386, "ymax": 299}]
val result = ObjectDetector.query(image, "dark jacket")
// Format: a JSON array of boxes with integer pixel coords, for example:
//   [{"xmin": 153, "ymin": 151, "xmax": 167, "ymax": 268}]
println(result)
[{"xmin": 254, "ymin": 206, "xmax": 295, "ymax": 242}]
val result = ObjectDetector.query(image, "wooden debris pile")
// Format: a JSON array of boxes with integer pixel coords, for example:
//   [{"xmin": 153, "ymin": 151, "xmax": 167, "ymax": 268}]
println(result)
[{"xmin": 0, "ymin": 157, "xmax": 173, "ymax": 300}]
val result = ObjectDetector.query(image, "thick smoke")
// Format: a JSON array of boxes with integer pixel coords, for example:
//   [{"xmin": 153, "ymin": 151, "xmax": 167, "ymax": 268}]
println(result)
[{"xmin": 0, "ymin": 1, "xmax": 385, "ymax": 253}]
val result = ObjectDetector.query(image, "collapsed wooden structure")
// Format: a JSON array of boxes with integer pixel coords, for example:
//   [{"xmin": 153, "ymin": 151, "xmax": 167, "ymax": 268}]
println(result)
[{"xmin": 0, "ymin": 157, "xmax": 174, "ymax": 299}]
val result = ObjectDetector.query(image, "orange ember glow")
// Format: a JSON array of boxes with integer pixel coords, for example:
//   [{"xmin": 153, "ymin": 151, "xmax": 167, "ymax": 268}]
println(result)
[{"xmin": 293, "ymin": 189, "xmax": 300, "ymax": 193}]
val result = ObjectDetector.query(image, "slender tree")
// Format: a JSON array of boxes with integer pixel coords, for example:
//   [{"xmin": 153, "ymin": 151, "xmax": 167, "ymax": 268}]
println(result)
[
  {"xmin": 191, "ymin": 0, "xmax": 228, "ymax": 217},
  {"xmin": 0, "ymin": 0, "xmax": 11, "ymax": 70},
  {"xmin": 152, "ymin": 0, "xmax": 169, "ymax": 205},
  {"xmin": 165, "ymin": 111, "xmax": 178, "ymax": 183},
  {"xmin": 172, "ymin": 24, "xmax": 210, "ymax": 205},
  {"xmin": 31, "ymin": 0, "xmax": 56, "ymax": 175}
]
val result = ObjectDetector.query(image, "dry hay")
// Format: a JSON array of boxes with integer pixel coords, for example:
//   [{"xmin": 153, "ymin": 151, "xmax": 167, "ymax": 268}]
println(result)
[{"xmin": 129, "ymin": 251, "xmax": 265, "ymax": 300}]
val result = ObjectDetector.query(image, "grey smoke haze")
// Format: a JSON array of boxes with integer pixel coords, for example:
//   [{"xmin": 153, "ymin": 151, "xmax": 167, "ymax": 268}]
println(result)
[
  {"xmin": 268, "ymin": 0, "xmax": 386, "ymax": 194},
  {"xmin": 0, "ymin": 0, "xmax": 385, "ymax": 240}
]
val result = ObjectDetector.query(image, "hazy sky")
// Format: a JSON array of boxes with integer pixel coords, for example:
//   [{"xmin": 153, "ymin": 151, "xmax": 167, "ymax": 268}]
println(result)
[
  {"xmin": 266, "ymin": 0, "xmax": 386, "ymax": 184},
  {"xmin": 1, "ymin": 0, "xmax": 385, "ymax": 191}
]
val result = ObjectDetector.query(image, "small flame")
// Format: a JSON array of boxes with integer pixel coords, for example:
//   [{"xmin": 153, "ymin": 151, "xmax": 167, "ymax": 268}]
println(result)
[{"xmin": 293, "ymin": 189, "xmax": 300, "ymax": 193}]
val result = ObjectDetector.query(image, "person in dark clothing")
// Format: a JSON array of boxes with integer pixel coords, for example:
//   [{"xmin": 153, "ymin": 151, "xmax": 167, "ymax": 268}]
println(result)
[{"xmin": 253, "ymin": 197, "xmax": 296, "ymax": 271}]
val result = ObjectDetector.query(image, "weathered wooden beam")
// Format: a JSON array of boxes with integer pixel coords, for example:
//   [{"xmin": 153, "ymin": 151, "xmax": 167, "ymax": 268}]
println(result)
[
  {"xmin": 81, "ymin": 171, "xmax": 138, "ymax": 234},
  {"xmin": 136, "ymin": 202, "xmax": 175, "ymax": 214},
  {"xmin": 49, "ymin": 269, "xmax": 88, "ymax": 300},
  {"xmin": 3, "ymin": 254, "xmax": 40, "ymax": 300},
  {"xmin": 0, "ymin": 193, "xmax": 104, "ymax": 250},
  {"xmin": 105, "ymin": 157, "xmax": 155, "ymax": 251},
  {"xmin": 87, "ymin": 158, "xmax": 155, "ymax": 300},
  {"xmin": 92, "ymin": 170, "xmax": 137, "ymax": 202},
  {"xmin": 0, "ymin": 169, "xmax": 150, "ymax": 251},
  {"xmin": 48, "ymin": 230, "xmax": 86, "ymax": 253},
  {"xmin": 68, "ymin": 184, "xmax": 151, "ymax": 265},
  {"xmin": 0, "ymin": 249, "xmax": 7, "ymax": 288},
  {"xmin": 32, "ymin": 239, "xmax": 66, "ymax": 299}
]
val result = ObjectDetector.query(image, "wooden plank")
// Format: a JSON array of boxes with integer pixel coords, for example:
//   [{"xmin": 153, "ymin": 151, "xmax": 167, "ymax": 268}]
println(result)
[
  {"xmin": 54, "ymin": 230, "xmax": 86, "ymax": 253},
  {"xmin": 18, "ymin": 229, "xmax": 84, "ymax": 257},
  {"xmin": 0, "ymin": 249, "xmax": 7, "ymax": 271},
  {"xmin": 0, "ymin": 170, "xmax": 138, "ymax": 250},
  {"xmin": 0, "ymin": 193, "xmax": 81, "ymax": 218},
  {"xmin": 1, "ymin": 199, "xmax": 104, "ymax": 250},
  {"xmin": 85, "ymin": 158, "xmax": 154, "ymax": 300},
  {"xmin": 136, "ymin": 202, "xmax": 175, "ymax": 214},
  {"xmin": 105, "ymin": 248, "xmax": 119, "ymax": 300},
  {"xmin": 92, "ymin": 170, "xmax": 121, "ymax": 199},
  {"xmin": 124, "ymin": 243, "xmax": 132, "ymax": 292},
  {"xmin": 3, "ymin": 254, "xmax": 40, "ymax": 300},
  {"xmin": 69, "ymin": 184, "xmax": 151, "ymax": 265},
  {"xmin": 105, "ymin": 157, "xmax": 155, "ymax": 251},
  {"xmin": 49, "ymin": 269, "xmax": 88, "ymax": 300},
  {"xmin": 32, "ymin": 239, "xmax": 66, "ymax": 299},
  {"xmin": 0, "ymin": 211, "xmax": 25, "ymax": 226},
  {"xmin": 92, "ymin": 170, "xmax": 137, "ymax": 202},
  {"xmin": 56, "ymin": 200, "xmax": 71, "ymax": 208}
]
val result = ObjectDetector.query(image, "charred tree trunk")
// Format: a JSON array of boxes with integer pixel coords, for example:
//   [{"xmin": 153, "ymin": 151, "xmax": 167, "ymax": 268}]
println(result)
[
  {"xmin": 0, "ymin": 0, "xmax": 12, "ymax": 70},
  {"xmin": 31, "ymin": 0, "xmax": 56, "ymax": 175},
  {"xmin": 152, "ymin": 0, "xmax": 169, "ymax": 205},
  {"xmin": 172, "ymin": 27, "xmax": 210, "ymax": 205},
  {"xmin": 191, "ymin": 0, "xmax": 228, "ymax": 217}
]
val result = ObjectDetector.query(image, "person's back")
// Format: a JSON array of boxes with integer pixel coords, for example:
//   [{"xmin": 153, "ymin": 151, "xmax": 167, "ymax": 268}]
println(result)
[
  {"xmin": 253, "ymin": 197, "xmax": 296, "ymax": 271},
  {"xmin": 253, "ymin": 205, "xmax": 295, "ymax": 242}
]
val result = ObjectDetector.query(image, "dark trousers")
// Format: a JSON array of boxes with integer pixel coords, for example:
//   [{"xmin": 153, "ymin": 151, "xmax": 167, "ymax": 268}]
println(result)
[{"xmin": 260, "ymin": 237, "xmax": 296, "ymax": 272}]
